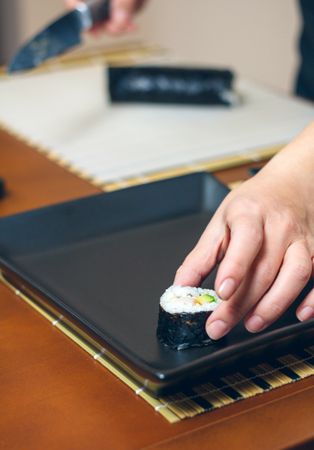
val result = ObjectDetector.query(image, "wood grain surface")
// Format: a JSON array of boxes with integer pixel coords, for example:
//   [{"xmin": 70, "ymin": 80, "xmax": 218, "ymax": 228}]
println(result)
[{"xmin": 0, "ymin": 128, "xmax": 313, "ymax": 450}]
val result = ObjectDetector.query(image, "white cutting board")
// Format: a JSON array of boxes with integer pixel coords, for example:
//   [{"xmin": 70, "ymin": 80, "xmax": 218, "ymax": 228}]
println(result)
[{"xmin": 0, "ymin": 64, "xmax": 313, "ymax": 183}]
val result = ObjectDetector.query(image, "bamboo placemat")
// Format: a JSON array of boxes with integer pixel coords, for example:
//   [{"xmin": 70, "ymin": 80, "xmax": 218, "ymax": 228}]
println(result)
[
  {"xmin": 1, "ymin": 272, "xmax": 313, "ymax": 424},
  {"xmin": 53, "ymin": 144, "xmax": 280, "ymax": 192},
  {"xmin": 7, "ymin": 40, "xmax": 314, "ymax": 189},
  {"xmin": 0, "ymin": 110, "xmax": 281, "ymax": 191},
  {"xmin": 0, "ymin": 44, "xmax": 291, "ymax": 188}
]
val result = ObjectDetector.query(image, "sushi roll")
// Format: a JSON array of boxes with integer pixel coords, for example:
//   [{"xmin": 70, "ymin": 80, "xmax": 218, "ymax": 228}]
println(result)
[{"xmin": 157, "ymin": 286, "xmax": 222, "ymax": 350}]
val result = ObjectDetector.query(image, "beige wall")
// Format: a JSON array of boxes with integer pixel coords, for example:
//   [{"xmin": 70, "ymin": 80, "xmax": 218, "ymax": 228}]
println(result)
[
  {"xmin": 140, "ymin": 0, "xmax": 301, "ymax": 94},
  {"xmin": 16, "ymin": 0, "xmax": 66, "ymax": 36},
  {"xmin": 4, "ymin": 0, "xmax": 301, "ymax": 93}
]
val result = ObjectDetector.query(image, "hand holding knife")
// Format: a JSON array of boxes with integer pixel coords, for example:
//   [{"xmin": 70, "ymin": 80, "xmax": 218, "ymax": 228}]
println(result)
[{"xmin": 8, "ymin": 0, "xmax": 111, "ymax": 73}]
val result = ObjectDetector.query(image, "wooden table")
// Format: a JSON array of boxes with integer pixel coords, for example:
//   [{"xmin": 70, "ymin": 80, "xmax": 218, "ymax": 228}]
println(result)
[{"xmin": 1, "ymin": 128, "xmax": 314, "ymax": 450}]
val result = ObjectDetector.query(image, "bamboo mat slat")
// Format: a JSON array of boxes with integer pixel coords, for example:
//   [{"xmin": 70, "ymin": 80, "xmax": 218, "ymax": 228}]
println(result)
[{"xmin": 1, "ymin": 272, "xmax": 313, "ymax": 424}]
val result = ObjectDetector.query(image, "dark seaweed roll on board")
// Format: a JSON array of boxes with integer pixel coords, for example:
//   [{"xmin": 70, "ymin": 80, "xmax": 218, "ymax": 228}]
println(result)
[{"xmin": 157, "ymin": 286, "xmax": 222, "ymax": 350}]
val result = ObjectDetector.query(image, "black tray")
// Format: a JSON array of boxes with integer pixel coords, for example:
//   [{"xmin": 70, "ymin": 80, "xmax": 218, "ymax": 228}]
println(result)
[{"xmin": 0, "ymin": 172, "xmax": 313, "ymax": 395}]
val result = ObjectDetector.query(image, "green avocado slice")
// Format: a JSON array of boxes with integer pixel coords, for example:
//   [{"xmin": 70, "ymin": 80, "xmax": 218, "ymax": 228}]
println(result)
[{"xmin": 194, "ymin": 293, "xmax": 216, "ymax": 305}]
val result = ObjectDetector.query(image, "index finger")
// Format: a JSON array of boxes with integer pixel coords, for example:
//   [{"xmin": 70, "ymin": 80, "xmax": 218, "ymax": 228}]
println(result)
[
  {"xmin": 174, "ymin": 218, "xmax": 227, "ymax": 286},
  {"xmin": 214, "ymin": 217, "xmax": 263, "ymax": 299}
]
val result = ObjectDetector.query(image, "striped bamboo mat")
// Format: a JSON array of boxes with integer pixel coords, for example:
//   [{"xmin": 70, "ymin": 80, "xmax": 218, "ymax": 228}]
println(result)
[
  {"xmin": 0, "ymin": 43, "xmax": 284, "ymax": 190},
  {"xmin": 1, "ymin": 272, "xmax": 313, "ymax": 424},
  {"xmin": 41, "ymin": 144, "xmax": 280, "ymax": 193},
  {"xmin": 0, "ymin": 107, "xmax": 281, "ymax": 192},
  {"xmin": 0, "ymin": 87, "xmax": 282, "ymax": 193}
]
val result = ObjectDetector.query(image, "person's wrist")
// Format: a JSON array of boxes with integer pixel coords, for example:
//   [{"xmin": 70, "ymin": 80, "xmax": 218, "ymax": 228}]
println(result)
[
  {"xmin": 261, "ymin": 124, "xmax": 314, "ymax": 195},
  {"xmin": 272, "ymin": 121, "xmax": 314, "ymax": 173}
]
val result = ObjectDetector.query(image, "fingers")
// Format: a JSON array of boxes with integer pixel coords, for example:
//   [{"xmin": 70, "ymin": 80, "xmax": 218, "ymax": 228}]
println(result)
[
  {"xmin": 65, "ymin": 0, "xmax": 139, "ymax": 34},
  {"xmin": 206, "ymin": 225, "xmax": 286, "ymax": 340},
  {"xmin": 296, "ymin": 258, "xmax": 314, "ymax": 321},
  {"xmin": 175, "ymin": 205, "xmax": 264, "ymax": 293},
  {"xmin": 105, "ymin": 0, "xmax": 139, "ymax": 34},
  {"xmin": 174, "ymin": 219, "xmax": 227, "ymax": 286},
  {"xmin": 214, "ymin": 217, "xmax": 263, "ymax": 299},
  {"xmin": 244, "ymin": 241, "xmax": 312, "ymax": 332},
  {"xmin": 65, "ymin": 0, "xmax": 78, "ymax": 9},
  {"xmin": 174, "ymin": 186, "xmax": 313, "ymax": 340}
]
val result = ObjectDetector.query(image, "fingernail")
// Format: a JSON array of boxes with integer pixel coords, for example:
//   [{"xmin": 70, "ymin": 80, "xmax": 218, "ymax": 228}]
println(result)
[
  {"xmin": 246, "ymin": 315, "xmax": 265, "ymax": 333},
  {"xmin": 206, "ymin": 320, "xmax": 230, "ymax": 340},
  {"xmin": 218, "ymin": 278, "xmax": 236, "ymax": 300},
  {"xmin": 297, "ymin": 306, "xmax": 314, "ymax": 322}
]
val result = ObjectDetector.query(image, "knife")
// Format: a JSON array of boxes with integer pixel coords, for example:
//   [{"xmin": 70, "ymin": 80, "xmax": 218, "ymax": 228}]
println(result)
[{"xmin": 8, "ymin": 0, "xmax": 110, "ymax": 73}]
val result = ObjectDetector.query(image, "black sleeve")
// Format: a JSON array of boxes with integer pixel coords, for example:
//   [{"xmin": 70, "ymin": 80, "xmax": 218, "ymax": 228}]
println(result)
[{"xmin": 295, "ymin": 0, "xmax": 314, "ymax": 102}]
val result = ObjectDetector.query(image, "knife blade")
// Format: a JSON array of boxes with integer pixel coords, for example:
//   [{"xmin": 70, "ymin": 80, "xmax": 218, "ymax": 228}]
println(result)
[{"xmin": 8, "ymin": 0, "xmax": 110, "ymax": 73}]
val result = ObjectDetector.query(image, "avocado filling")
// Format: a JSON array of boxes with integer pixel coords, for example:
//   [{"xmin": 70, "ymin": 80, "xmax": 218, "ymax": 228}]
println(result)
[{"xmin": 194, "ymin": 293, "xmax": 217, "ymax": 305}]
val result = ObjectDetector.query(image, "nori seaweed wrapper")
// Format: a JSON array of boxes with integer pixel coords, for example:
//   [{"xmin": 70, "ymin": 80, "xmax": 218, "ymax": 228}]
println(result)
[
  {"xmin": 157, "ymin": 306, "xmax": 213, "ymax": 350},
  {"xmin": 108, "ymin": 66, "xmax": 235, "ymax": 106}
]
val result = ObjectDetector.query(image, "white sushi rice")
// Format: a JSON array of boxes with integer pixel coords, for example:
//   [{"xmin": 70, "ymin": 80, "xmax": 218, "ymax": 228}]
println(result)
[{"xmin": 160, "ymin": 285, "xmax": 222, "ymax": 314}]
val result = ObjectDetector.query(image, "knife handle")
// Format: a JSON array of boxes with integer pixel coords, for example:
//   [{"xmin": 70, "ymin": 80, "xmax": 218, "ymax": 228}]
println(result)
[{"xmin": 86, "ymin": 0, "xmax": 111, "ymax": 25}]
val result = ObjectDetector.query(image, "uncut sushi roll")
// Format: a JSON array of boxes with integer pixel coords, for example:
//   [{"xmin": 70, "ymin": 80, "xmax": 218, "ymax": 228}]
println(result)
[{"xmin": 157, "ymin": 286, "xmax": 222, "ymax": 350}]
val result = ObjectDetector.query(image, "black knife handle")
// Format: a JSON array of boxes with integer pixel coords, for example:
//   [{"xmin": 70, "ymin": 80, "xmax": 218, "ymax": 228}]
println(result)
[{"xmin": 86, "ymin": 0, "xmax": 111, "ymax": 24}]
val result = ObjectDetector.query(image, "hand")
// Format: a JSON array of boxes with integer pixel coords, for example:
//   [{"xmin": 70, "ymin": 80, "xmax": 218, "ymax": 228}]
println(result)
[
  {"xmin": 65, "ymin": 0, "xmax": 146, "ymax": 34},
  {"xmin": 174, "ymin": 122, "xmax": 314, "ymax": 340}
]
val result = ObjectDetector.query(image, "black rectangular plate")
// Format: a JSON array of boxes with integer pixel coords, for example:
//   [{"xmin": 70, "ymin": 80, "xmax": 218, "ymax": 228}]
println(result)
[{"xmin": 0, "ymin": 172, "xmax": 313, "ymax": 394}]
